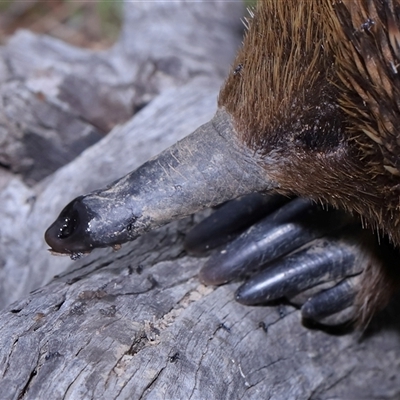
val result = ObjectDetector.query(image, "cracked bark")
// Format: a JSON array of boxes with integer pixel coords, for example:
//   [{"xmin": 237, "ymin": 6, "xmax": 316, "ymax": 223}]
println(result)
[{"xmin": 1, "ymin": 1, "xmax": 400, "ymax": 399}]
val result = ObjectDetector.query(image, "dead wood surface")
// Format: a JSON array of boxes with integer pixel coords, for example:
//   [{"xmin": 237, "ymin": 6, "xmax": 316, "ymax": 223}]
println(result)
[{"xmin": 0, "ymin": 1, "xmax": 400, "ymax": 399}]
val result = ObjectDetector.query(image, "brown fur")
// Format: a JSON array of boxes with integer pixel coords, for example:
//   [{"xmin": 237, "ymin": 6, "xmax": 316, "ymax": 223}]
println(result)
[
  {"xmin": 220, "ymin": 0, "xmax": 340, "ymax": 147},
  {"xmin": 218, "ymin": 0, "xmax": 400, "ymax": 324}
]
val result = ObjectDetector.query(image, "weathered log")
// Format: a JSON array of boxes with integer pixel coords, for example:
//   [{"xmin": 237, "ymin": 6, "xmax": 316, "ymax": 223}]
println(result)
[
  {"xmin": 2, "ymin": 220, "xmax": 400, "ymax": 399},
  {"xmin": 1, "ymin": 1, "xmax": 400, "ymax": 399}
]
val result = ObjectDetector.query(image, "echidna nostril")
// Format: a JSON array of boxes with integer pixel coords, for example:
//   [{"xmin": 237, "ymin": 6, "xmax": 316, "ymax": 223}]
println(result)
[
  {"xmin": 58, "ymin": 211, "xmax": 80, "ymax": 239},
  {"xmin": 45, "ymin": 195, "xmax": 93, "ymax": 254}
]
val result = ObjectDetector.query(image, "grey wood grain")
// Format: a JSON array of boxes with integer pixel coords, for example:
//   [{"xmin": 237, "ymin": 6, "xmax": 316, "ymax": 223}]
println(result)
[{"xmin": 1, "ymin": 218, "xmax": 400, "ymax": 399}]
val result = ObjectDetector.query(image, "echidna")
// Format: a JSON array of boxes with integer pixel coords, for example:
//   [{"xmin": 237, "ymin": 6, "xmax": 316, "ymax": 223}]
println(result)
[{"xmin": 45, "ymin": 0, "xmax": 400, "ymax": 326}]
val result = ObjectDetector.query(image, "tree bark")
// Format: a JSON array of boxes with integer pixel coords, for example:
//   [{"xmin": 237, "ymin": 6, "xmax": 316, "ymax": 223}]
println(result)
[{"xmin": 0, "ymin": 1, "xmax": 400, "ymax": 399}]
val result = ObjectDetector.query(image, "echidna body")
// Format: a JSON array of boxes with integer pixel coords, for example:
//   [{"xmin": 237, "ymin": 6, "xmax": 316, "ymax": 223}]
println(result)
[
  {"xmin": 45, "ymin": 0, "xmax": 400, "ymax": 325},
  {"xmin": 222, "ymin": 0, "xmax": 400, "ymax": 237},
  {"xmin": 218, "ymin": 0, "xmax": 400, "ymax": 320}
]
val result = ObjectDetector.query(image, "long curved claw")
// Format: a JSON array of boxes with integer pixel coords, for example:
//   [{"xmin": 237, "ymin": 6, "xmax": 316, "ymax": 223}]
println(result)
[
  {"xmin": 235, "ymin": 237, "xmax": 362, "ymax": 305},
  {"xmin": 185, "ymin": 193, "xmax": 289, "ymax": 254},
  {"xmin": 301, "ymin": 278, "xmax": 358, "ymax": 325},
  {"xmin": 199, "ymin": 198, "xmax": 351, "ymax": 285}
]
